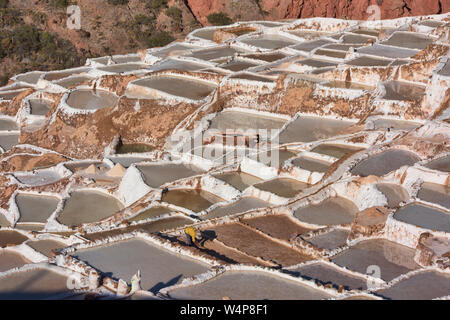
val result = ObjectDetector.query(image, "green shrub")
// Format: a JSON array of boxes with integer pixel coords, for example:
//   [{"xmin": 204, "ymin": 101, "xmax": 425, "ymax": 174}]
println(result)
[
  {"xmin": 47, "ymin": 0, "xmax": 73, "ymax": 9},
  {"xmin": 134, "ymin": 14, "xmax": 153, "ymax": 25},
  {"xmin": 148, "ymin": 0, "xmax": 167, "ymax": 10},
  {"xmin": 107, "ymin": 0, "xmax": 129, "ymax": 5},
  {"xmin": 207, "ymin": 12, "xmax": 232, "ymax": 26},
  {"xmin": 144, "ymin": 30, "xmax": 173, "ymax": 48},
  {"xmin": 165, "ymin": 6, "xmax": 182, "ymax": 23}
]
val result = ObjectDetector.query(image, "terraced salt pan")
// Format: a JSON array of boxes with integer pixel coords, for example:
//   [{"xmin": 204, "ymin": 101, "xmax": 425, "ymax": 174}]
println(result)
[
  {"xmin": 191, "ymin": 28, "xmax": 216, "ymax": 41},
  {"xmin": 382, "ymin": 81, "xmax": 426, "ymax": 101},
  {"xmin": 376, "ymin": 271, "xmax": 450, "ymax": 300},
  {"xmin": 149, "ymin": 59, "xmax": 209, "ymax": 72},
  {"xmin": 254, "ymin": 178, "xmax": 310, "ymax": 198},
  {"xmin": 218, "ymin": 60, "xmax": 260, "ymax": 72},
  {"xmin": 0, "ymin": 214, "xmax": 10, "ymax": 227},
  {"xmin": 15, "ymin": 193, "xmax": 60, "ymax": 223},
  {"xmin": 131, "ymin": 76, "xmax": 216, "ymax": 101},
  {"xmin": 85, "ymin": 217, "xmax": 193, "ymax": 241},
  {"xmin": 356, "ymin": 44, "xmax": 417, "ymax": 59},
  {"xmin": 293, "ymin": 197, "xmax": 358, "ymax": 226},
  {"xmin": 296, "ymin": 58, "xmax": 338, "ymax": 68},
  {"xmin": 314, "ymin": 49, "xmax": 347, "ymax": 59},
  {"xmin": 288, "ymin": 30, "xmax": 330, "ymax": 39},
  {"xmin": 0, "ymin": 250, "xmax": 30, "ymax": 272},
  {"xmin": 0, "ymin": 267, "xmax": 73, "ymax": 299},
  {"xmin": 97, "ymin": 63, "xmax": 148, "ymax": 74},
  {"xmin": 209, "ymin": 110, "xmax": 287, "ymax": 131},
  {"xmin": 168, "ymin": 270, "xmax": 332, "ymax": 300},
  {"xmin": 372, "ymin": 118, "xmax": 421, "ymax": 131},
  {"xmin": 322, "ymin": 81, "xmax": 375, "ymax": 91},
  {"xmin": 202, "ymin": 197, "xmax": 270, "ymax": 220},
  {"xmin": 0, "ymin": 90, "xmax": 27, "ymax": 100},
  {"xmin": 289, "ymin": 262, "xmax": 367, "ymax": 290},
  {"xmin": 240, "ymin": 35, "xmax": 299, "ymax": 49},
  {"xmin": 57, "ymin": 190, "xmax": 124, "ymax": 226},
  {"xmin": 292, "ymin": 156, "xmax": 331, "ymax": 173},
  {"xmin": 229, "ymin": 73, "xmax": 274, "ymax": 83},
  {"xmin": 127, "ymin": 206, "xmax": 172, "ymax": 222},
  {"xmin": 211, "ymin": 223, "xmax": 312, "ymax": 266},
  {"xmin": 393, "ymin": 203, "xmax": 450, "ymax": 233},
  {"xmin": 66, "ymin": 89, "xmax": 118, "ymax": 111},
  {"xmin": 136, "ymin": 163, "xmax": 204, "ymax": 188},
  {"xmin": 417, "ymin": 182, "xmax": 449, "ymax": 209},
  {"xmin": 109, "ymin": 156, "xmax": 150, "ymax": 168},
  {"xmin": 331, "ymin": 239, "xmax": 419, "ymax": 282},
  {"xmin": 278, "ymin": 116, "xmax": 355, "ymax": 144},
  {"xmin": 64, "ymin": 161, "xmax": 107, "ymax": 172},
  {"xmin": 111, "ymin": 54, "xmax": 142, "ymax": 64},
  {"xmin": 307, "ymin": 229, "xmax": 350, "ymax": 250},
  {"xmin": 188, "ymin": 47, "xmax": 243, "ymax": 61},
  {"xmin": 242, "ymin": 214, "xmax": 313, "ymax": 241},
  {"xmin": 438, "ymin": 60, "xmax": 450, "ymax": 77},
  {"xmin": 425, "ymin": 155, "xmax": 450, "ymax": 172},
  {"xmin": 253, "ymin": 149, "xmax": 298, "ymax": 167},
  {"xmin": 213, "ymin": 171, "xmax": 263, "ymax": 191},
  {"xmin": 28, "ymin": 99, "xmax": 52, "ymax": 116},
  {"xmin": 243, "ymin": 52, "xmax": 287, "ymax": 62},
  {"xmin": 44, "ymin": 67, "xmax": 91, "ymax": 81},
  {"xmin": 341, "ymin": 33, "xmax": 375, "ymax": 44},
  {"xmin": 151, "ymin": 43, "xmax": 200, "ymax": 58},
  {"xmin": 0, "ymin": 119, "xmax": 18, "ymax": 131},
  {"xmin": 15, "ymin": 71, "xmax": 43, "ymax": 84},
  {"xmin": 347, "ymin": 56, "xmax": 392, "ymax": 67},
  {"xmin": 162, "ymin": 189, "xmax": 223, "ymax": 213},
  {"xmin": 14, "ymin": 170, "xmax": 63, "ymax": 186},
  {"xmin": 310, "ymin": 144, "xmax": 363, "ymax": 159},
  {"xmin": 351, "ymin": 149, "xmax": 420, "ymax": 177},
  {"xmin": 27, "ymin": 239, "xmax": 67, "ymax": 257},
  {"xmin": 0, "ymin": 134, "xmax": 19, "ymax": 151},
  {"xmin": 381, "ymin": 32, "xmax": 433, "ymax": 50},
  {"xmin": 291, "ymin": 39, "xmax": 333, "ymax": 52},
  {"xmin": 376, "ymin": 183, "xmax": 409, "ymax": 208},
  {"xmin": 54, "ymin": 75, "xmax": 93, "ymax": 88},
  {"xmin": 72, "ymin": 238, "xmax": 210, "ymax": 293}
]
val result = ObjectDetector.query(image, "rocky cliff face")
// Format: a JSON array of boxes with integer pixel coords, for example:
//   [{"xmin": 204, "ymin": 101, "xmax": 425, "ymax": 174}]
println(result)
[{"xmin": 186, "ymin": 0, "xmax": 449, "ymax": 24}]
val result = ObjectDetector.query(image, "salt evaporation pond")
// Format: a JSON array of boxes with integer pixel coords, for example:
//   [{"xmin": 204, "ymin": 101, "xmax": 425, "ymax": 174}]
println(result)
[
  {"xmin": 15, "ymin": 71, "xmax": 43, "ymax": 84},
  {"xmin": 315, "ymin": 49, "xmax": 347, "ymax": 59},
  {"xmin": 229, "ymin": 73, "xmax": 274, "ymax": 82},
  {"xmin": 16, "ymin": 193, "xmax": 59, "ymax": 223},
  {"xmin": 242, "ymin": 214, "xmax": 312, "ymax": 241},
  {"xmin": 213, "ymin": 171, "xmax": 263, "ymax": 191},
  {"xmin": 127, "ymin": 206, "xmax": 172, "ymax": 222},
  {"xmin": 347, "ymin": 56, "xmax": 392, "ymax": 67},
  {"xmin": 331, "ymin": 239, "xmax": 419, "ymax": 281},
  {"xmin": 290, "ymin": 262, "xmax": 367, "ymax": 291},
  {"xmin": 55, "ymin": 75, "xmax": 92, "ymax": 88},
  {"xmin": 136, "ymin": 163, "xmax": 204, "ymax": 188},
  {"xmin": 292, "ymin": 156, "xmax": 331, "ymax": 173},
  {"xmin": 342, "ymin": 33, "xmax": 375, "ymax": 44},
  {"xmin": 376, "ymin": 271, "xmax": 450, "ymax": 300},
  {"xmin": 132, "ymin": 76, "xmax": 216, "ymax": 101},
  {"xmin": 168, "ymin": 271, "xmax": 333, "ymax": 300},
  {"xmin": 297, "ymin": 58, "xmax": 338, "ymax": 68},
  {"xmin": 188, "ymin": 47, "xmax": 243, "ymax": 61},
  {"xmin": 97, "ymin": 63, "xmax": 148, "ymax": 73},
  {"xmin": 209, "ymin": 110, "xmax": 287, "ymax": 131},
  {"xmin": 0, "ymin": 134, "xmax": 19, "ymax": 151},
  {"xmin": 291, "ymin": 39, "xmax": 333, "ymax": 52},
  {"xmin": 57, "ymin": 190, "xmax": 124, "ymax": 226},
  {"xmin": 219, "ymin": 60, "xmax": 259, "ymax": 72},
  {"xmin": 357, "ymin": 44, "xmax": 417, "ymax": 59},
  {"xmin": 162, "ymin": 189, "xmax": 223, "ymax": 213},
  {"xmin": 393, "ymin": 203, "xmax": 450, "ymax": 233},
  {"xmin": 372, "ymin": 118, "xmax": 421, "ymax": 131},
  {"xmin": 0, "ymin": 250, "xmax": 30, "ymax": 272},
  {"xmin": 29, "ymin": 99, "xmax": 52, "ymax": 116},
  {"xmin": 417, "ymin": 182, "xmax": 450, "ymax": 209},
  {"xmin": 381, "ymin": 32, "xmax": 433, "ymax": 50},
  {"xmin": 382, "ymin": 81, "xmax": 426, "ymax": 101},
  {"xmin": 241, "ymin": 35, "xmax": 299, "ymax": 49},
  {"xmin": 149, "ymin": 59, "xmax": 208, "ymax": 72},
  {"xmin": 202, "ymin": 197, "xmax": 270, "ymax": 220},
  {"xmin": 0, "ymin": 119, "xmax": 18, "ymax": 131},
  {"xmin": 307, "ymin": 229, "xmax": 350, "ymax": 250},
  {"xmin": 253, "ymin": 149, "xmax": 298, "ymax": 167},
  {"xmin": 278, "ymin": 116, "xmax": 354, "ymax": 144},
  {"xmin": 0, "ymin": 267, "xmax": 73, "ymax": 299},
  {"xmin": 376, "ymin": 183, "xmax": 409, "ymax": 208},
  {"xmin": 27, "ymin": 239, "xmax": 67, "ymax": 257},
  {"xmin": 293, "ymin": 197, "xmax": 358, "ymax": 225},
  {"xmin": 14, "ymin": 170, "xmax": 63, "ymax": 186},
  {"xmin": 243, "ymin": 52, "xmax": 287, "ymax": 62},
  {"xmin": 0, "ymin": 230, "xmax": 28, "ymax": 247},
  {"xmin": 72, "ymin": 238, "xmax": 210, "ymax": 293},
  {"xmin": 425, "ymin": 155, "xmax": 450, "ymax": 172},
  {"xmin": 44, "ymin": 67, "xmax": 90, "ymax": 81},
  {"xmin": 66, "ymin": 89, "xmax": 118, "ymax": 111},
  {"xmin": 254, "ymin": 178, "xmax": 310, "ymax": 198},
  {"xmin": 310, "ymin": 144, "xmax": 363, "ymax": 159},
  {"xmin": 350, "ymin": 149, "xmax": 420, "ymax": 177},
  {"xmin": 322, "ymin": 81, "xmax": 375, "ymax": 91}
]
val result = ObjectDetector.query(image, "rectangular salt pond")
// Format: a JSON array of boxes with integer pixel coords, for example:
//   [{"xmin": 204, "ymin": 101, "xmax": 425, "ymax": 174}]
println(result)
[
  {"xmin": 148, "ymin": 59, "xmax": 208, "ymax": 72},
  {"xmin": 218, "ymin": 60, "xmax": 259, "ymax": 72},
  {"xmin": 201, "ymin": 197, "xmax": 270, "ymax": 220},
  {"xmin": 167, "ymin": 271, "xmax": 333, "ymax": 300},
  {"xmin": 310, "ymin": 144, "xmax": 364, "ymax": 159},
  {"xmin": 97, "ymin": 63, "xmax": 148, "ymax": 74},
  {"xmin": 188, "ymin": 47, "xmax": 243, "ymax": 61},
  {"xmin": 376, "ymin": 183, "xmax": 410, "ymax": 208},
  {"xmin": 296, "ymin": 58, "xmax": 338, "ymax": 68},
  {"xmin": 209, "ymin": 110, "xmax": 287, "ymax": 131},
  {"xmin": 0, "ymin": 119, "xmax": 18, "ymax": 131},
  {"xmin": 382, "ymin": 81, "xmax": 426, "ymax": 101},
  {"xmin": 136, "ymin": 163, "xmax": 204, "ymax": 188},
  {"xmin": 240, "ymin": 35, "xmax": 299, "ymax": 49},
  {"xmin": 213, "ymin": 171, "xmax": 263, "ymax": 191},
  {"xmin": 278, "ymin": 116, "xmax": 354, "ymax": 144},
  {"xmin": 393, "ymin": 203, "xmax": 450, "ymax": 233},
  {"xmin": 346, "ymin": 56, "xmax": 392, "ymax": 67},
  {"xmin": 291, "ymin": 39, "xmax": 333, "ymax": 52},
  {"xmin": 372, "ymin": 118, "xmax": 421, "ymax": 131},
  {"xmin": 314, "ymin": 49, "xmax": 347, "ymax": 59},
  {"xmin": 417, "ymin": 182, "xmax": 450, "ymax": 209},
  {"xmin": 27, "ymin": 239, "xmax": 67, "ymax": 257},
  {"xmin": 331, "ymin": 239, "xmax": 419, "ymax": 282},
  {"xmin": 307, "ymin": 229, "xmax": 350, "ymax": 250},
  {"xmin": 356, "ymin": 44, "xmax": 417, "ymax": 59},
  {"xmin": 16, "ymin": 193, "xmax": 60, "ymax": 223},
  {"xmin": 292, "ymin": 156, "xmax": 331, "ymax": 173},
  {"xmin": 29, "ymin": 99, "xmax": 52, "ymax": 116},
  {"xmin": 323, "ymin": 81, "xmax": 375, "ymax": 91},
  {"xmin": 162, "ymin": 189, "xmax": 223, "ymax": 213},
  {"xmin": 243, "ymin": 52, "xmax": 287, "ymax": 62},
  {"xmin": 242, "ymin": 214, "xmax": 312, "ymax": 241},
  {"xmin": 425, "ymin": 155, "xmax": 450, "ymax": 172},
  {"xmin": 381, "ymin": 32, "xmax": 433, "ymax": 50},
  {"xmin": 254, "ymin": 178, "xmax": 310, "ymax": 198},
  {"xmin": 229, "ymin": 73, "xmax": 274, "ymax": 83},
  {"xmin": 132, "ymin": 76, "xmax": 216, "ymax": 101},
  {"xmin": 127, "ymin": 206, "xmax": 172, "ymax": 222},
  {"xmin": 0, "ymin": 267, "xmax": 72, "ymax": 299},
  {"xmin": 72, "ymin": 238, "xmax": 210, "ymax": 293},
  {"xmin": 0, "ymin": 250, "xmax": 30, "ymax": 272}
]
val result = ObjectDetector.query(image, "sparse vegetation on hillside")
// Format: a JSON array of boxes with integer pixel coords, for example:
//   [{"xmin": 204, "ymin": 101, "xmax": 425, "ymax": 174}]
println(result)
[
  {"xmin": 107, "ymin": 0, "xmax": 130, "ymax": 5},
  {"xmin": 207, "ymin": 12, "xmax": 233, "ymax": 26}
]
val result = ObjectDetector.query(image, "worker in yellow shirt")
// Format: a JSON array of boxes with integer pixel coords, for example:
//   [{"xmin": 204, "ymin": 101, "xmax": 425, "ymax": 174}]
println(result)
[{"xmin": 184, "ymin": 226, "xmax": 198, "ymax": 246}]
